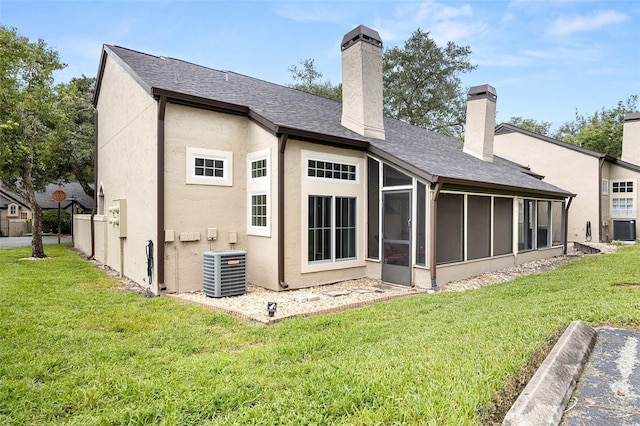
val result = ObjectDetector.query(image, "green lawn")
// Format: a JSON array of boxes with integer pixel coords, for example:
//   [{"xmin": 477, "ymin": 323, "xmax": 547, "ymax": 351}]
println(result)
[{"xmin": 1, "ymin": 244, "xmax": 639, "ymax": 425}]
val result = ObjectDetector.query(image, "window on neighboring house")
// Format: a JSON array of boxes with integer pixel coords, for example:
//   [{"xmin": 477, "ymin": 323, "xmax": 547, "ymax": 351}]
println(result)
[
  {"xmin": 612, "ymin": 181, "xmax": 634, "ymax": 193},
  {"xmin": 308, "ymin": 195, "xmax": 356, "ymax": 262},
  {"xmin": 307, "ymin": 159, "xmax": 356, "ymax": 181},
  {"xmin": 8, "ymin": 204, "xmax": 17, "ymax": 216},
  {"xmin": 251, "ymin": 158, "xmax": 267, "ymax": 179},
  {"xmin": 20, "ymin": 212, "xmax": 28, "ymax": 219},
  {"xmin": 250, "ymin": 194, "xmax": 267, "ymax": 227},
  {"xmin": 612, "ymin": 198, "xmax": 634, "ymax": 217},
  {"xmin": 602, "ymin": 179, "xmax": 609, "ymax": 195}
]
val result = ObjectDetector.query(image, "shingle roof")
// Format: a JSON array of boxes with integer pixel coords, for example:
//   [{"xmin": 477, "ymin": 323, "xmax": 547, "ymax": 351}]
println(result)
[
  {"xmin": 99, "ymin": 45, "xmax": 573, "ymax": 198},
  {"xmin": 36, "ymin": 183, "xmax": 95, "ymax": 210}
]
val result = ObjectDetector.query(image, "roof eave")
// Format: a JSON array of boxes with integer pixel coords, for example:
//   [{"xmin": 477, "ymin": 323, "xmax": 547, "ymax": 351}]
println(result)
[{"xmin": 432, "ymin": 175, "xmax": 575, "ymax": 199}]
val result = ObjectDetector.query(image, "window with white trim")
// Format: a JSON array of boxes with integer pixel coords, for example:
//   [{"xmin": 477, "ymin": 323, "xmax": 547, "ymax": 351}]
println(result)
[
  {"xmin": 250, "ymin": 194, "xmax": 268, "ymax": 227},
  {"xmin": 251, "ymin": 158, "xmax": 267, "ymax": 179},
  {"xmin": 307, "ymin": 159, "xmax": 357, "ymax": 181},
  {"xmin": 8, "ymin": 204, "xmax": 17, "ymax": 217},
  {"xmin": 185, "ymin": 147, "xmax": 233, "ymax": 186},
  {"xmin": 613, "ymin": 181, "xmax": 634, "ymax": 193},
  {"xmin": 612, "ymin": 198, "xmax": 634, "ymax": 217},
  {"xmin": 308, "ymin": 196, "xmax": 356, "ymax": 262},
  {"xmin": 602, "ymin": 179, "xmax": 609, "ymax": 195}
]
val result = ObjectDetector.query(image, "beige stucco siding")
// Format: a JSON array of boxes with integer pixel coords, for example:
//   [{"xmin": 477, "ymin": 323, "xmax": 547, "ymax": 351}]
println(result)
[
  {"xmin": 94, "ymin": 54, "xmax": 158, "ymax": 289},
  {"xmin": 282, "ymin": 140, "xmax": 367, "ymax": 289},
  {"xmin": 494, "ymin": 132, "xmax": 599, "ymax": 242}
]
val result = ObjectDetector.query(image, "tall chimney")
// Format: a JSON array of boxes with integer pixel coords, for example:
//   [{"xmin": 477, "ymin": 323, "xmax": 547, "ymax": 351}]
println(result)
[
  {"xmin": 341, "ymin": 25, "xmax": 385, "ymax": 140},
  {"xmin": 621, "ymin": 112, "xmax": 640, "ymax": 164},
  {"xmin": 463, "ymin": 84, "xmax": 497, "ymax": 162}
]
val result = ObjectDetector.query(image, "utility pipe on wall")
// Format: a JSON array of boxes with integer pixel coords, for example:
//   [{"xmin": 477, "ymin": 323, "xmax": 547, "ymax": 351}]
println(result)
[{"xmin": 277, "ymin": 133, "xmax": 289, "ymax": 289}]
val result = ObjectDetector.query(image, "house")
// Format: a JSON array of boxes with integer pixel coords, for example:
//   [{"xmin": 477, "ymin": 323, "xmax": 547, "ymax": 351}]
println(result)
[
  {"xmin": 0, "ymin": 182, "xmax": 95, "ymax": 236},
  {"xmin": 75, "ymin": 25, "xmax": 573, "ymax": 295},
  {"xmin": 494, "ymin": 112, "xmax": 640, "ymax": 243},
  {"xmin": 0, "ymin": 187, "xmax": 31, "ymax": 236}
]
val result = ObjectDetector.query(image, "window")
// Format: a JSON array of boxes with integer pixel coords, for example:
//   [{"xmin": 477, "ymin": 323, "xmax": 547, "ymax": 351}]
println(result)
[
  {"xmin": 308, "ymin": 196, "xmax": 357, "ymax": 262},
  {"xmin": 416, "ymin": 182, "xmax": 426, "ymax": 265},
  {"xmin": 383, "ymin": 164, "xmax": 412, "ymax": 187},
  {"xmin": 467, "ymin": 196, "xmax": 491, "ymax": 260},
  {"xmin": 537, "ymin": 201, "xmax": 550, "ymax": 248},
  {"xmin": 551, "ymin": 201, "xmax": 564, "ymax": 246},
  {"xmin": 251, "ymin": 158, "xmax": 267, "ymax": 179},
  {"xmin": 186, "ymin": 147, "xmax": 233, "ymax": 186},
  {"xmin": 8, "ymin": 204, "xmax": 17, "ymax": 216},
  {"xmin": 307, "ymin": 159, "xmax": 356, "ymax": 181},
  {"xmin": 250, "ymin": 194, "xmax": 267, "ymax": 227},
  {"xmin": 493, "ymin": 197, "xmax": 513, "ymax": 256},
  {"xmin": 602, "ymin": 179, "xmax": 609, "ymax": 195},
  {"xmin": 367, "ymin": 157, "xmax": 380, "ymax": 259},
  {"xmin": 612, "ymin": 198, "xmax": 634, "ymax": 217},
  {"xmin": 613, "ymin": 181, "xmax": 634, "ymax": 193},
  {"xmin": 437, "ymin": 193, "xmax": 464, "ymax": 264}
]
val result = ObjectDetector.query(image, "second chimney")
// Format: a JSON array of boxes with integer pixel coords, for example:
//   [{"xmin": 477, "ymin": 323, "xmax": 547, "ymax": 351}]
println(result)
[
  {"xmin": 621, "ymin": 112, "xmax": 640, "ymax": 164},
  {"xmin": 463, "ymin": 84, "xmax": 497, "ymax": 162},
  {"xmin": 341, "ymin": 25, "xmax": 385, "ymax": 140}
]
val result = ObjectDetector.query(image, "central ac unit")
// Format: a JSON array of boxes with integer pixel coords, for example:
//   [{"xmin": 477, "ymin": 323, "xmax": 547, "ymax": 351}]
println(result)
[{"xmin": 203, "ymin": 250, "xmax": 247, "ymax": 298}]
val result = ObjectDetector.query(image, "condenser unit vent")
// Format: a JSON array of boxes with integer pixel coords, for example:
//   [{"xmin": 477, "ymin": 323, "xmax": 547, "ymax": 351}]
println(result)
[
  {"xmin": 203, "ymin": 250, "xmax": 247, "ymax": 298},
  {"xmin": 613, "ymin": 220, "xmax": 636, "ymax": 242}
]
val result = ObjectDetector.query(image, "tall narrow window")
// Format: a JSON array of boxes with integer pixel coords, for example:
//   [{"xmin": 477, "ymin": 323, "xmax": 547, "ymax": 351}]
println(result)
[
  {"xmin": 308, "ymin": 196, "xmax": 332, "ymax": 262},
  {"xmin": 251, "ymin": 194, "xmax": 267, "ymax": 227},
  {"xmin": 437, "ymin": 193, "xmax": 464, "ymax": 264},
  {"xmin": 367, "ymin": 157, "xmax": 380, "ymax": 259},
  {"xmin": 493, "ymin": 197, "xmax": 513, "ymax": 256},
  {"xmin": 518, "ymin": 199, "xmax": 535, "ymax": 251},
  {"xmin": 335, "ymin": 197, "xmax": 357, "ymax": 260},
  {"xmin": 467, "ymin": 196, "xmax": 491, "ymax": 260},
  {"xmin": 416, "ymin": 183, "xmax": 426, "ymax": 265},
  {"xmin": 551, "ymin": 201, "xmax": 564, "ymax": 246},
  {"xmin": 537, "ymin": 201, "xmax": 550, "ymax": 248}
]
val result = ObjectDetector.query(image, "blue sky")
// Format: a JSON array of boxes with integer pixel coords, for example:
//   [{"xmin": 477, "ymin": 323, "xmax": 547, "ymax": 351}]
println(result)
[{"xmin": 1, "ymin": 0, "xmax": 638, "ymax": 129}]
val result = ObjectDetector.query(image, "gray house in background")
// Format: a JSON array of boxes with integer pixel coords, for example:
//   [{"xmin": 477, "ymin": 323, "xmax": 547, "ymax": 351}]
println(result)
[{"xmin": 76, "ymin": 25, "xmax": 574, "ymax": 295}]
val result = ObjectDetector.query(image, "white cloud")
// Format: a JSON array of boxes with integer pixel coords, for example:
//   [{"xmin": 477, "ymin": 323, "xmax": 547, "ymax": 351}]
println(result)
[{"xmin": 548, "ymin": 10, "xmax": 628, "ymax": 35}]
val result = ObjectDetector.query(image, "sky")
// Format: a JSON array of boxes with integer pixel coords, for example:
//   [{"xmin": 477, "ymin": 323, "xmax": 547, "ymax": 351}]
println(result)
[{"xmin": 1, "ymin": 0, "xmax": 638, "ymax": 130}]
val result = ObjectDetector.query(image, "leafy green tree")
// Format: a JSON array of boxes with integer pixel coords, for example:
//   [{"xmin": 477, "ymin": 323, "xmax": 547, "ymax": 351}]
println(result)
[
  {"xmin": 0, "ymin": 26, "xmax": 81, "ymax": 257},
  {"xmin": 383, "ymin": 29, "xmax": 476, "ymax": 138},
  {"xmin": 554, "ymin": 95, "xmax": 638, "ymax": 157},
  {"xmin": 507, "ymin": 116, "xmax": 552, "ymax": 136},
  {"xmin": 287, "ymin": 59, "xmax": 342, "ymax": 101},
  {"xmin": 42, "ymin": 209, "xmax": 71, "ymax": 234}
]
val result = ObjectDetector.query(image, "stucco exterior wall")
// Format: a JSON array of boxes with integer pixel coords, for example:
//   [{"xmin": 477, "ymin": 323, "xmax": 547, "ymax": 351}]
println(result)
[
  {"xmin": 494, "ymin": 132, "xmax": 600, "ymax": 242},
  {"xmin": 95, "ymin": 54, "xmax": 158, "ymax": 290},
  {"xmin": 283, "ymin": 140, "xmax": 367, "ymax": 289}
]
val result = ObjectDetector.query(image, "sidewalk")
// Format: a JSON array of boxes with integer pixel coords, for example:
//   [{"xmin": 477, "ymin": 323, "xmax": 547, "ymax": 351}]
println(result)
[{"xmin": 562, "ymin": 327, "xmax": 640, "ymax": 425}]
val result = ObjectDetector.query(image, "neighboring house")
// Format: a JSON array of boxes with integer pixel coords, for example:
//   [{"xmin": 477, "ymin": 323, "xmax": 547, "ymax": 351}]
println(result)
[
  {"xmin": 494, "ymin": 113, "xmax": 640, "ymax": 243},
  {"xmin": 0, "ymin": 187, "xmax": 31, "ymax": 236},
  {"xmin": 36, "ymin": 182, "xmax": 95, "ymax": 215},
  {"xmin": 0, "ymin": 182, "xmax": 94, "ymax": 236},
  {"xmin": 76, "ymin": 25, "xmax": 573, "ymax": 295}
]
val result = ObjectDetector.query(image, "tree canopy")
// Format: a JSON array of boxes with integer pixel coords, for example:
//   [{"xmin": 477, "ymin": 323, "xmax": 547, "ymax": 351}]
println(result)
[
  {"xmin": 506, "ymin": 117, "xmax": 553, "ymax": 137},
  {"xmin": 0, "ymin": 25, "xmax": 87, "ymax": 257},
  {"xmin": 288, "ymin": 29, "xmax": 476, "ymax": 139}
]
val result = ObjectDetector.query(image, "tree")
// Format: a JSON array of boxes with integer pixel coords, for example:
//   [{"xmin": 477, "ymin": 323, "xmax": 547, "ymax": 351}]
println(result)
[
  {"xmin": 0, "ymin": 26, "xmax": 81, "ymax": 258},
  {"xmin": 554, "ymin": 95, "xmax": 638, "ymax": 157},
  {"xmin": 383, "ymin": 29, "xmax": 476, "ymax": 139},
  {"xmin": 287, "ymin": 59, "xmax": 342, "ymax": 101},
  {"xmin": 507, "ymin": 116, "xmax": 552, "ymax": 137}
]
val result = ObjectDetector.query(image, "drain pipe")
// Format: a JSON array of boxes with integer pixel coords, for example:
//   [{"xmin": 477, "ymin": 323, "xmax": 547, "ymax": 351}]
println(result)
[
  {"xmin": 89, "ymin": 108, "xmax": 98, "ymax": 260},
  {"xmin": 277, "ymin": 133, "xmax": 289, "ymax": 289},
  {"xmin": 564, "ymin": 196, "xmax": 573, "ymax": 255},
  {"xmin": 156, "ymin": 95, "xmax": 167, "ymax": 294},
  {"xmin": 430, "ymin": 181, "xmax": 443, "ymax": 290}
]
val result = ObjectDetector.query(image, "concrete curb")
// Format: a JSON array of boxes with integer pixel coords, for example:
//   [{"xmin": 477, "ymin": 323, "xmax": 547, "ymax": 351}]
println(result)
[{"xmin": 503, "ymin": 320, "xmax": 597, "ymax": 425}]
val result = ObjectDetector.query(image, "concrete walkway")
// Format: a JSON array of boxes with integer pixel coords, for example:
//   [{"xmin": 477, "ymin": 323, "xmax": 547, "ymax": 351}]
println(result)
[
  {"xmin": 562, "ymin": 327, "xmax": 640, "ymax": 425},
  {"xmin": 0, "ymin": 235, "xmax": 72, "ymax": 248}
]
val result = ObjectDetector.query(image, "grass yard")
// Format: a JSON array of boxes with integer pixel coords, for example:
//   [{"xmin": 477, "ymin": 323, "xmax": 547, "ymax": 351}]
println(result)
[{"xmin": 1, "ymin": 244, "xmax": 639, "ymax": 425}]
